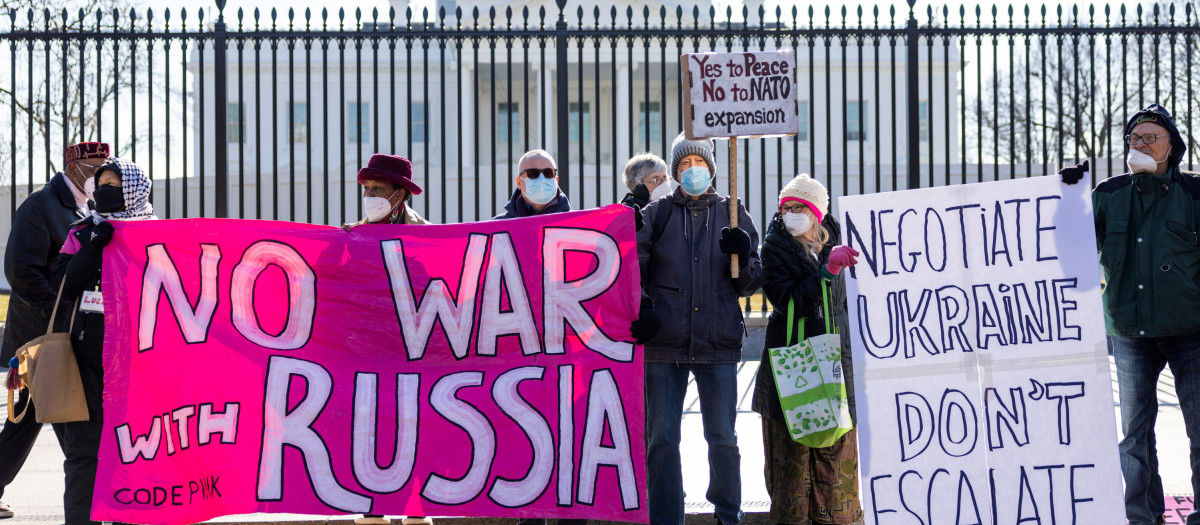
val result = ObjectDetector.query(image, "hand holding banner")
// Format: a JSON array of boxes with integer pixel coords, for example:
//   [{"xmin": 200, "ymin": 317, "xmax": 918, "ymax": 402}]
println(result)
[{"xmin": 93, "ymin": 205, "xmax": 647, "ymax": 525}]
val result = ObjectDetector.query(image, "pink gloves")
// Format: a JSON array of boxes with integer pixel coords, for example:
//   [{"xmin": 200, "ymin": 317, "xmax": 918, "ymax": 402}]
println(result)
[{"xmin": 824, "ymin": 245, "xmax": 860, "ymax": 277}]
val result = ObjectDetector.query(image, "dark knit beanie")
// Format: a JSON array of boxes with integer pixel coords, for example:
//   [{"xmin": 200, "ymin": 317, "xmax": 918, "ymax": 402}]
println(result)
[
  {"xmin": 1124, "ymin": 103, "xmax": 1187, "ymax": 169},
  {"xmin": 669, "ymin": 132, "xmax": 716, "ymax": 179}
]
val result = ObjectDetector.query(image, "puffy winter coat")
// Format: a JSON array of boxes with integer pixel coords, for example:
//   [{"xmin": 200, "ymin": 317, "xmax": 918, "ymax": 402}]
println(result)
[
  {"xmin": 636, "ymin": 187, "xmax": 764, "ymax": 364},
  {"xmin": 2, "ymin": 173, "xmax": 85, "ymax": 362},
  {"xmin": 750, "ymin": 214, "xmax": 856, "ymax": 423},
  {"xmin": 494, "ymin": 188, "xmax": 572, "ymax": 219},
  {"xmin": 52, "ymin": 220, "xmax": 107, "ymax": 369}
]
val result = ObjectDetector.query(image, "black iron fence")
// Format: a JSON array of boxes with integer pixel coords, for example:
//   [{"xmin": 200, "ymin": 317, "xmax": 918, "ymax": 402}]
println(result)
[{"xmin": 1, "ymin": 0, "xmax": 1198, "ymax": 286}]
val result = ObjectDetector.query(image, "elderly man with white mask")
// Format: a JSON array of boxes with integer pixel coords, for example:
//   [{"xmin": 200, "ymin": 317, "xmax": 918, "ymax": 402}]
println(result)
[{"xmin": 1061, "ymin": 103, "xmax": 1200, "ymax": 525}]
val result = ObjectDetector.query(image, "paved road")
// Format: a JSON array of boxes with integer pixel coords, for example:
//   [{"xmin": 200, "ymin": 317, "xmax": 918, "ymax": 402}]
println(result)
[{"xmin": 0, "ymin": 355, "xmax": 1190, "ymax": 524}]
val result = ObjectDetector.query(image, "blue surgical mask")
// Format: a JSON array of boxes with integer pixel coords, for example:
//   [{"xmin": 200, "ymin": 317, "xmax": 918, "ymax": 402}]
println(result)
[
  {"xmin": 680, "ymin": 166, "xmax": 712, "ymax": 196},
  {"xmin": 523, "ymin": 176, "xmax": 558, "ymax": 205}
]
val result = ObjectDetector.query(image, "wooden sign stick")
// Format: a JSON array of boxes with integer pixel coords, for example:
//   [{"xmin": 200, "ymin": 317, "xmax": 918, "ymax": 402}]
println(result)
[{"xmin": 729, "ymin": 138, "xmax": 739, "ymax": 278}]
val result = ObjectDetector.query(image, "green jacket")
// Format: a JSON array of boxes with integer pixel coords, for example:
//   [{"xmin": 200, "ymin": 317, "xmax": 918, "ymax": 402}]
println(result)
[{"xmin": 1093, "ymin": 166, "xmax": 1200, "ymax": 337}]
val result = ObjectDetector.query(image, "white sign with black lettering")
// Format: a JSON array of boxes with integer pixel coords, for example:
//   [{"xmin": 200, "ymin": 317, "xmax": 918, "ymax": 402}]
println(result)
[
  {"xmin": 680, "ymin": 50, "xmax": 799, "ymax": 139},
  {"xmin": 839, "ymin": 176, "xmax": 1123, "ymax": 525}
]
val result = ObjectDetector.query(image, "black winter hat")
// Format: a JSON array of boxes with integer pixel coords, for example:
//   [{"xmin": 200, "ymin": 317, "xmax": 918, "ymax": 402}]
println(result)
[{"xmin": 1124, "ymin": 103, "xmax": 1187, "ymax": 169}]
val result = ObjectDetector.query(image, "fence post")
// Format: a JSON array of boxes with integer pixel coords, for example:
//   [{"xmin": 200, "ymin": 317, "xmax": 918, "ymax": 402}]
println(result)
[
  {"xmin": 213, "ymin": 0, "xmax": 229, "ymax": 218},
  {"xmin": 554, "ymin": 0, "xmax": 569, "ymax": 194},
  {"xmin": 905, "ymin": 0, "xmax": 919, "ymax": 190}
]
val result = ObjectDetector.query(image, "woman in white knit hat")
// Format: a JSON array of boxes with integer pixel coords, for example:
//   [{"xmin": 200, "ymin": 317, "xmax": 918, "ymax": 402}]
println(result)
[{"xmin": 749, "ymin": 174, "xmax": 863, "ymax": 525}]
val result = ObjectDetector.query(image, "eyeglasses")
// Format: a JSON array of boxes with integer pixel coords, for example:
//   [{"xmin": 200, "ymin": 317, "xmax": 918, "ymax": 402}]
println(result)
[
  {"xmin": 69, "ymin": 162, "xmax": 99, "ymax": 176},
  {"xmin": 780, "ymin": 203, "xmax": 809, "ymax": 214},
  {"xmin": 643, "ymin": 175, "xmax": 668, "ymax": 186},
  {"xmin": 1125, "ymin": 133, "xmax": 1160, "ymax": 146},
  {"xmin": 520, "ymin": 168, "xmax": 557, "ymax": 180}
]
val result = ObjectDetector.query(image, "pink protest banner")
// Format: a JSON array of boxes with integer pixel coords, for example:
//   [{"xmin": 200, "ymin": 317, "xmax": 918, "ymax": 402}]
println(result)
[{"xmin": 93, "ymin": 205, "xmax": 646, "ymax": 525}]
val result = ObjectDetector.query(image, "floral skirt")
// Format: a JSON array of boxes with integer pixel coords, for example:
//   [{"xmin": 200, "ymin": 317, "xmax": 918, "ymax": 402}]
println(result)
[{"xmin": 762, "ymin": 417, "xmax": 863, "ymax": 525}]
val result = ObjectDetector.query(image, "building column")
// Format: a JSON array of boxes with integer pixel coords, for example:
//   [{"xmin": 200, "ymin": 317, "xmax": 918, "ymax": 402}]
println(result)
[
  {"xmin": 540, "ymin": 64, "xmax": 554, "ymax": 155},
  {"xmin": 459, "ymin": 60, "xmax": 474, "ymax": 170},
  {"xmin": 615, "ymin": 63, "xmax": 631, "ymax": 168}
]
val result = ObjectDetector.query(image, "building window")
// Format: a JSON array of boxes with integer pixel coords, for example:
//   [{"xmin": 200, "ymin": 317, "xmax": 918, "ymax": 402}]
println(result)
[
  {"xmin": 639, "ymin": 102, "xmax": 661, "ymax": 143},
  {"xmin": 227, "ymin": 103, "xmax": 244, "ymax": 144},
  {"xmin": 412, "ymin": 102, "xmax": 427, "ymax": 143},
  {"xmin": 919, "ymin": 101, "xmax": 929, "ymax": 142},
  {"xmin": 569, "ymin": 102, "xmax": 590, "ymax": 143},
  {"xmin": 846, "ymin": 101, "xmax": 867, "ymax": 141},
  {"xmin": 290, "ymin": 102, "xmax": 308, "ymax": 143},
  {"xmin": 498, "ymin": 103, "xmax": 519, "ymax": 143},
  {"xmin": 798, "ymin": 101, "xmax": 808, "ymax": 141},
  {"xmin": 349, "ymin": 102, "xmax": 370, "ymax": 143}
]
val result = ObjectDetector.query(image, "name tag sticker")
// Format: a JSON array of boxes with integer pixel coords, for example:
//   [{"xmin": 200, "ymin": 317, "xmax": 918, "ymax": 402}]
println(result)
[{"xmin": 80, "ymin": 290, "xmax": 104, "ymax": 313}]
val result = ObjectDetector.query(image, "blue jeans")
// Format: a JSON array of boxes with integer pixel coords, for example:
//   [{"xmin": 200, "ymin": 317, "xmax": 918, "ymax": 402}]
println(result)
[
  {"xmin": 1112, "ymin": 332, "xmax": 1200, "ymax": 525},
  {"xmin": 644, "ymin": 362, "xmax": 743, "ymax": 525}
]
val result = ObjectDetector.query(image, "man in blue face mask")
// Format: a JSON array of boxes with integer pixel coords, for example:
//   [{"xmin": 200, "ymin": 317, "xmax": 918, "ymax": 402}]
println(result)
[
  {"xmin": 494, "ymin": 149, "xmax": 572, "ymax": 219},
  {"xmin": 493, "ymin": 151, "xmax": 581, "ymax": 525},
  {"xmin": 632, "ymin": 132, "xmax": 764, "ymax": 525}
]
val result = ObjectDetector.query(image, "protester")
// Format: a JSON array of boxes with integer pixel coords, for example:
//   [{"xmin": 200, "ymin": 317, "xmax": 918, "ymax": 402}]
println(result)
[
  {"xmin": 52, "ymin": 157, "xmax": 156, "ymax": 525},
  {"xmin": 344, "ymin": 153, "xmax": 428, "ymax": 229},
  {"xmin": 1060, "ymin": 103, "xmax": 1200, "ymax": 525},
  {"xmin": 0, "ymin": 141, "xmax": 108, "ymax": 519},
  {"xmin": 619, "ymin": 153, "xmax": 672, "ymax": 230},
  {"xmin": 632, "ymin": 132, "xmax": 764, "ymax": 525},
  {"xmin": 492, "ymin": 149, "xmax": 583, "ymax": 525},
  {"xmin": 493, "ymin": 149, "xmax": 571, "ymax": 219},
  {"xmin": 345, "ymin": 153, "xmax": 432, "ymax": 525},
  {"xmin": 750, "ymin": 174, "xmax": 863, "ymax": 525}
]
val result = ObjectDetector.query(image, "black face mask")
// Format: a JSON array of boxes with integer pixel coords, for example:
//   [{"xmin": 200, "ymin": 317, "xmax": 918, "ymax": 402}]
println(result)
[{"xmin": 93, "ymin": 185, "xmax": 125, "ymax": 213}]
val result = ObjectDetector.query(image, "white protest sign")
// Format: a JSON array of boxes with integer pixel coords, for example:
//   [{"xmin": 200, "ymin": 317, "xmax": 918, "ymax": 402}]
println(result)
[
  {"xmin": 838, "ymin": 176, "xmax": 1123, "ymax": 524},
  {"xmin": 680, "ymin": 50, "xmax": 799, "ymax": 139}
]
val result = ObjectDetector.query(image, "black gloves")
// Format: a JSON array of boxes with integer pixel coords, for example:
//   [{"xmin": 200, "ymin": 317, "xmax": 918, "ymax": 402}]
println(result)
[
  {"xmin": 90, "ymin": 221, "xmax": 114, "ymax": 247},
  {"xmin": 1059, "ymin": 160, "xmax": 1089, "ymax": 185},
  {"xmin": 719, "ymin": 226, "xmax": 752, "ymax": 258},
  {"xmin": 620, "ymin": 188, "xmax": 648, "ymax": 231},
  {"xmin": 621, "ymin": 202, "xmax": 645, "ymax": 232},
  {"xmin": 630, "ymin": 298, "xmax": 661, "ymax": 344}
]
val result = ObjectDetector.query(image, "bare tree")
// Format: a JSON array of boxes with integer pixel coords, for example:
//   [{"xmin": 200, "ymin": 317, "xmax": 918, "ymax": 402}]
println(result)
[
  {"xmin": 0, "ymin": 0, "xmax": 142, "ymax": 185},
  {"xmin": 970, "ymin": 4, "xmax": 1200, "ymax": 172}
]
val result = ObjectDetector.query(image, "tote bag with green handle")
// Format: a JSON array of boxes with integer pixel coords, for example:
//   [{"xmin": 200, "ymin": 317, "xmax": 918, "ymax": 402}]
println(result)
[{"xmin": 767, "ymin": 279, "xmax": 853, "ymax": 448}]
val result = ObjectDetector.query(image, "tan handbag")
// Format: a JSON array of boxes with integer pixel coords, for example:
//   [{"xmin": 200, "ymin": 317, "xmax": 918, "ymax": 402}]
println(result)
[{"xmin": 7, "ymin": 280, "xmax": 89, "ymax": 424}]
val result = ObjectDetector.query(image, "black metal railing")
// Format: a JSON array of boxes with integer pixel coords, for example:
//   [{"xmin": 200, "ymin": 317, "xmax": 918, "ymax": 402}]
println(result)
[{"xmin": 2, "ymin": 0, "xmax": 1199, "ymax": 311}]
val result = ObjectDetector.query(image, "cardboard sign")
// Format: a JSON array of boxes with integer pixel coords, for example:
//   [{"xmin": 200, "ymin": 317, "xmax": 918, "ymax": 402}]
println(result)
[
  {"xmin": 681, "ymin": 50, "xmax": 799, "ymax": 139},
  {"xmin": 839, "ymin": 177, "xmax": 1124, "ymax": 524},
  {"xmin": 92, "ymin": 206, "xmax": 646, "ymax": 525}
]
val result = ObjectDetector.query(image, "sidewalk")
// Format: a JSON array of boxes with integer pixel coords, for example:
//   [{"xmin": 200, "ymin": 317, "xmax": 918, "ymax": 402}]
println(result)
[{"xmin": 0, "ymin": 353, "xmax": 1191, "ymax": 524}]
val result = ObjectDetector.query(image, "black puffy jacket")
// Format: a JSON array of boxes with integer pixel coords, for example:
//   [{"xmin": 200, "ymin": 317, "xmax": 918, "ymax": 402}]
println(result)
[
  {"xmin": 2, "ymin": 173, "xmax": 85, "ymax": 362},
  {"xmin": 52, "ymin": 220, "xmax": 107, "ymax": 369},
  {"xmin": 636, "ymin": 187, "xmax": 764, "ymax": 364},
  {"xmin": 750, "ymin": 213, "xmax": 856, "ymax": 422}
]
